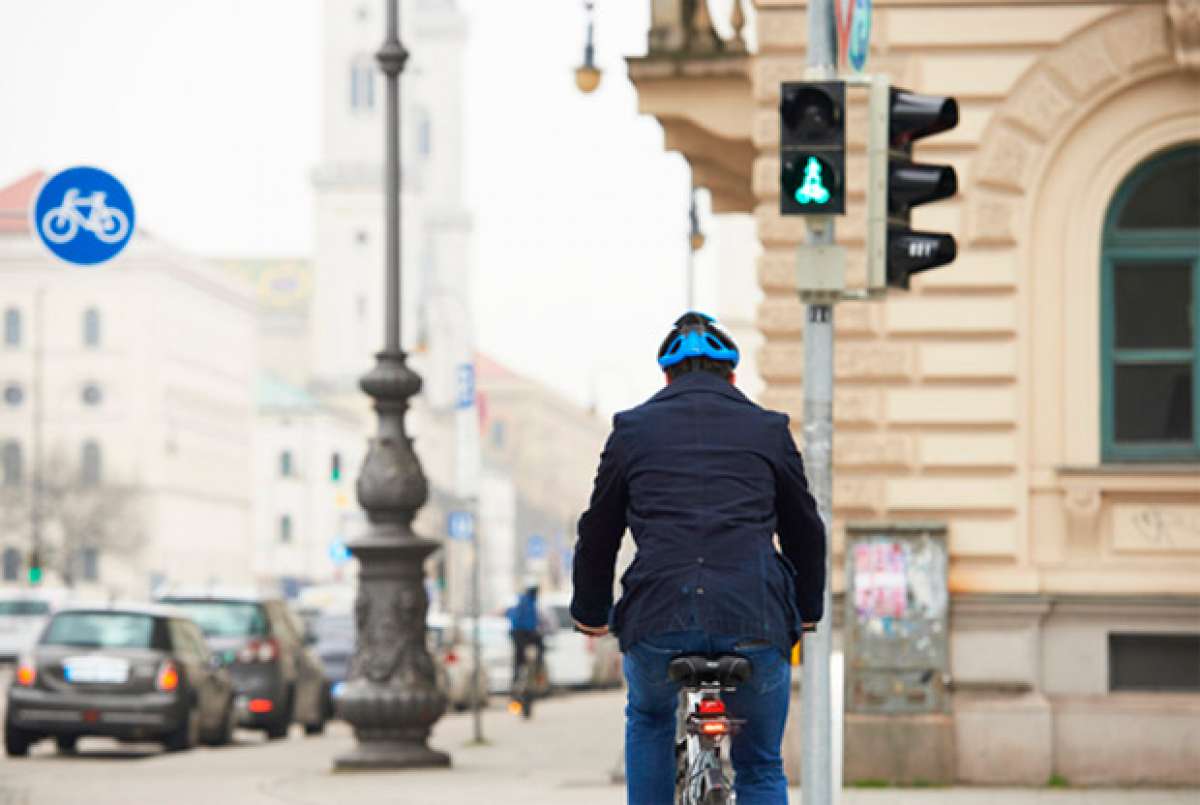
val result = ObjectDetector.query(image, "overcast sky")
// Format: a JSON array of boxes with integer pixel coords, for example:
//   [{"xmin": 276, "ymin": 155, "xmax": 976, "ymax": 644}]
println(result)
[{"xmin": 0, "ymin": 0, "xmax": 747, "ymax": 415}]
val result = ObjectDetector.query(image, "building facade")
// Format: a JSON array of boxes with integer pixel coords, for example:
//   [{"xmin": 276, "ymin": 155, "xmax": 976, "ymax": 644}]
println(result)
[
  {"xmin": 625, "ymin": 0, "xmax": 1200, "ymax": 785},
  {"xmin": 0, "ymin": 172, "xmax": 258, "ymax": 597}
]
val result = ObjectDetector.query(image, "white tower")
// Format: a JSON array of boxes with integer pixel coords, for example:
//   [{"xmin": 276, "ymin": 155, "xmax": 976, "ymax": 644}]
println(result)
[{"xmin": 311, "ymin": 0, "xmax": 471, "ymax": 406}]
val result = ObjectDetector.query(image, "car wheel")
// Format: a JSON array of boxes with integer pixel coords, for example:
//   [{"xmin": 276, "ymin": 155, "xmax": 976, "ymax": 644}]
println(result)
[
  {"xmin": 55, "ymin": 735, "xmax": 78, "ymax": 754},
  {"xmin": 265, "ymin": 689, "xmax": 293, "ymax": 740},
  {"xmin": 164, "ymin": 705, "xmax": 199, "ymax": 752},
  {"xmin": 204, "ymin": 699, "xmax": 237, "ymax": 747},
  {"xmin": 4, "ymin": 720, "xmax": 35, "ymax": 758}
]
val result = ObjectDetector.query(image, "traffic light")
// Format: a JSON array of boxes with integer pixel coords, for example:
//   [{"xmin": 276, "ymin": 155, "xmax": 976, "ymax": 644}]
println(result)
[
  {"xmin": 867, "ymin": 78, "xmax": 959, "ymax": 289},
  {"xmin": 780, "ymin": 81, "xmax": 846, "ymax": 215},
  {"xmin": 330, "ymin": 452, "xmax": 342, "ymax": 483},
  {"xmin": 28, "ymin": 548, "xmax": 42, "ymax": 585}
]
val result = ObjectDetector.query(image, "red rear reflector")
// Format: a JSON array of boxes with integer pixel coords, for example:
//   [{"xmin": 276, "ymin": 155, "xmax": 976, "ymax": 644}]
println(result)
[
  {"xmin": 248, "ymin": 698, "xmax": 274, "ymax": 714},
  {"xmin": 700, "ymin": 721, "xmax": 729, "ymax": 736},
  {"xmin": 698, "ymin": 699, "xmax": 726, "ymax": 714},
  {"xmin": 16, "ymin": 664, "xmax": 36, "ymax": 686},
  {"xmin": 83, "ymin": 709, "xmax": 100, "ymax": 723}
]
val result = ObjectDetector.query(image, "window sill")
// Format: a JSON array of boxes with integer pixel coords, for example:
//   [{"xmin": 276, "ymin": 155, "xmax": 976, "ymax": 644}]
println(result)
[{"xmin": 1057, "ymin": 464, "xmax": 1200, "ymax": 476}]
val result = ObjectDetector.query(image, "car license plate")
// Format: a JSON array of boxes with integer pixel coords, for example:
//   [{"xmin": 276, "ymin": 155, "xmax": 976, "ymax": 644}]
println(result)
[{"xmin": 63, "ymin": 655, "xmax": 130, "ymax": 684}]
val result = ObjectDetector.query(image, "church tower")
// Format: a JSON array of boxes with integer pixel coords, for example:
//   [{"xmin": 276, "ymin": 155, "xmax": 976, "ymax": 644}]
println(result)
[{"xmin": 310, "ymin": 0, "xmax": 472, "ymax": 414}]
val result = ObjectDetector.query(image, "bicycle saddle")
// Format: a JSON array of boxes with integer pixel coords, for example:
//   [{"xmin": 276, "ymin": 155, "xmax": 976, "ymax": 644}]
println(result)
[{"xmin": 667, "ymin": 654, "xmax": 753, "ymax": 688}]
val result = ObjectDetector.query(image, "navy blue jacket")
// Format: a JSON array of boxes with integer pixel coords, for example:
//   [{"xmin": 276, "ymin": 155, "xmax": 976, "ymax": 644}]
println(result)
[{"xmin": 570, "ymin": 370, "xmax": 826, "ymax": 656}]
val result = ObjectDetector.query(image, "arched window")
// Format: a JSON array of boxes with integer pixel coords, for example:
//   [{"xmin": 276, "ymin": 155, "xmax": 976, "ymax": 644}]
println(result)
[
  {"xmin": 3, "ymin": 308, "xmax": 20, "ymax": 347},
  {"xmin": 81, "ymin": 440, "xmax": 102, "ymax": 486},
  {"xmin": 350, "ymin": 55, "xmax": 375, "ymax": 111},
  {"xmin": 2, "ymin": 548, "xmax": 20, "ymax": 581},
  {"xmin": 83, "ymin": 307, "xmax": 101, "ymax": 347},
  {"xmin": 1, "ymin": 441, "xmax": 21, "ymax": 486},
  {"xmin": 279, "ymin": 449, "xmax": 293, "ymax": 478},
  {"xmin": 1101, "ymin": 144, "xmax": 1200, "ymax": 461}
]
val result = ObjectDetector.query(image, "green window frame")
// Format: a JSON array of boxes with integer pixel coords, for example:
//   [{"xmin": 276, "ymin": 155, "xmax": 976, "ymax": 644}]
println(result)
[{"xmin": 1101, "ymin": 144, "xmax": 1200, "ymax": 462}]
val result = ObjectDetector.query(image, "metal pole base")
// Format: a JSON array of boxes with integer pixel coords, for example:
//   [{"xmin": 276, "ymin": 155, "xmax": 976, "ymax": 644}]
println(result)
[{"xmin": 335, "ymin": 736, "xmax": 451, "ymax": 771}]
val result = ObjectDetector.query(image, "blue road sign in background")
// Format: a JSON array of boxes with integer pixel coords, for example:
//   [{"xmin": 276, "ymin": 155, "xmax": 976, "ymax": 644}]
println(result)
[
  {"xmin": 448, "ymin": 510, "xmax": 475, "ymax": 542},
  {"xmin": 455, "ymin": 364, "xmax": 476, "ymax": 410},
  {"xmin": 526, "ymin": 534, "xmax": 547, "ymax": 560},
  {"xmin": 32, "ymin": 166, "xmax": 135, "ymax": 266},
  {"xmin": 328, "ymin": 539, "xmax": 352, "ymax": 564}
]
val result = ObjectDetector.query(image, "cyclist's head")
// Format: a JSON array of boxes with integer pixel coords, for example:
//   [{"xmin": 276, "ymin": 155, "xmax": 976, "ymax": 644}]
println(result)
[{"xmin": 657, "ymin": 311, "xmax": 739, "ymax": 382}]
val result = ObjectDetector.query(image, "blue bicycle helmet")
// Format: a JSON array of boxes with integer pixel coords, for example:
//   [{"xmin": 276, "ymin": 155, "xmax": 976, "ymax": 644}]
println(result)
[{"xmin": 657, "ymin": 311, "xmax": 740, "ymax": 370}]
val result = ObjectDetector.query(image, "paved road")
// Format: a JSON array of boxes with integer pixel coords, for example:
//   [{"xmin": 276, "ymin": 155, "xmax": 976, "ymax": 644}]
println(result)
[{"xmin": 1, "ymin": 677, "xmax": 1195, "ymax": 805}]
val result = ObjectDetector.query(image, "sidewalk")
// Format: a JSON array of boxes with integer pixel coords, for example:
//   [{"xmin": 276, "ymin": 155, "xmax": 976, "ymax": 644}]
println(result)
[{"xmin": 0, "ymin": 688, "xmax": 1195, "ymax": 804}]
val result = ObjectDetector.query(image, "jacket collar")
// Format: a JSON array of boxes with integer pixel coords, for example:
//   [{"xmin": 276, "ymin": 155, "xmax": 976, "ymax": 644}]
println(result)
[{"xmin": 648, "ymin": 369, "xmax": 751, "ymax": 405}]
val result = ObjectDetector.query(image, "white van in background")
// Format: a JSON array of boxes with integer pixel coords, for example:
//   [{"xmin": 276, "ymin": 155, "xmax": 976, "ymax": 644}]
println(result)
[{"xmin": 0, "ymin": 588, "xmax": 69, "ymax": 663}]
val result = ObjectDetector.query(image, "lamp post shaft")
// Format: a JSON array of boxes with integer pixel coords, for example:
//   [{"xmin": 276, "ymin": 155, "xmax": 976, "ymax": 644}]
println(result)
[{"xmin": 383, "ymin": 0, "xmax": 402, "ymax": 352}]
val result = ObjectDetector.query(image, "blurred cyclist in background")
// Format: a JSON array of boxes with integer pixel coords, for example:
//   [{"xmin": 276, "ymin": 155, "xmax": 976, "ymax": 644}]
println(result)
[
  {"xmin": 571, "ymin": 312, "xmax": 826, "ymax": 804},
  {"xmin": 506, "ymin": 579, "xmax": 545, "ymax": 688}
]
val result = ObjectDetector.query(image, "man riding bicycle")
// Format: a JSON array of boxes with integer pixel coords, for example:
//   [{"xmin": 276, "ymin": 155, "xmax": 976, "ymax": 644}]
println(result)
[
  {"xmin": 571, "ymin": 312, "xmax": 826, "ymax": 804},
  {"xmin": 506, "ymin": 580, "xmax": 545, "ymax": 690}
]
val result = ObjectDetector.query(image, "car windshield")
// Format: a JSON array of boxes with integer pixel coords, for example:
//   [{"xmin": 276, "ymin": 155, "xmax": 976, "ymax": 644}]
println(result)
[
  {"xmin": 42, "ymin": 612, "xmax": 156, "ymax": 649},
  {"xmin": 165, "ymin": 600, "xmax": 268, "ymax": 638},
  {"xmin": 0, "ymin": 600, "xmax": 50, "ymax": 616}
]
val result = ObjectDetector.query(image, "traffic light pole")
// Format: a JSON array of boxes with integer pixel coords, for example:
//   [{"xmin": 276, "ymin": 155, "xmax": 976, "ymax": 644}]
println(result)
[{"xmin": 801, "ymin": 1, "xmax": 836, "ymax": 804}]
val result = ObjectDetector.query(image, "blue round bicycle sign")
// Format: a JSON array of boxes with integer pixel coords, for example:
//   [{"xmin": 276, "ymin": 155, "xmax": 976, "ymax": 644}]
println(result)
[{"xmin": 31, "ymin": 166, "xmax": 135, "ymax": 266}]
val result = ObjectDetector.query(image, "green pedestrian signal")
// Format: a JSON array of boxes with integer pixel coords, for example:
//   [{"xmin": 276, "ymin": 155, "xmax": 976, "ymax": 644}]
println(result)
[
  {"xmin": 795, "ymin": 157, "xmax": 832, "ymax": 206},
  {"xmin": 779, "ymin": 80, "xmax": 846, "ymax": 215}
]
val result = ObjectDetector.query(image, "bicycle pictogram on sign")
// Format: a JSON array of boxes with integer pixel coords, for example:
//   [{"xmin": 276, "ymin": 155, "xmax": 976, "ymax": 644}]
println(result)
[{"xmin": 32, "ymin": 167, "xmax": 136, "ymax": 266}]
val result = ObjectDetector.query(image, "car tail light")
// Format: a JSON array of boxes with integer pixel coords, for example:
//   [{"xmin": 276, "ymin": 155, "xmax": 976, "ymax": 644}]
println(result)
[
  {"xmin": 237, "ymin": 638, "xmax": 280, "ymax": 664},
  {"xmin": 700, "ymin": 720, "xmax": 730, "ymax": 736},
  {"xmin": 698, "ymin": 698, "xmax": 726, "ymax": 715},
  {"xmin": 156, "ymin": 660, "xmax": 180, "ymax": 692},
  {"xmin": 15, "ymin": 662, "xmax": 36, "ymax": 687},
  {"xmin": 248, "ymin": 698, "xmax": 273, "ymax": 714}
]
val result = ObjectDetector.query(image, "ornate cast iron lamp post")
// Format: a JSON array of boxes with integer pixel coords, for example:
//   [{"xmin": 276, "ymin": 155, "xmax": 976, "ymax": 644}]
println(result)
[{"xmin": 334, "ymin": 0, "xmax": 450, "ymax": 771}]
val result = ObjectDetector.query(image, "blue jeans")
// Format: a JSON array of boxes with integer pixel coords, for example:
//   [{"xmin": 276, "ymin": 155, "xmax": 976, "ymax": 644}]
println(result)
[{"xmin": 623, "ymin": 630, "xmax": 791, "ymax": 805}]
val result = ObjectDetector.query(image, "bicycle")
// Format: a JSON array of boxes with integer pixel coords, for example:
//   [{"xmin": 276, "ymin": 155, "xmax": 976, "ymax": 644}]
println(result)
[
  {"xmin": 669, "ymin": 653, "xmax": 752, "ymax": 805},
  {"xmin": 509, "ymin": 641, "xmax": 547, "ymax": 719},
  {"xmin": 41, "ymin": 188, "xmax": 130, "ymax": 245}
]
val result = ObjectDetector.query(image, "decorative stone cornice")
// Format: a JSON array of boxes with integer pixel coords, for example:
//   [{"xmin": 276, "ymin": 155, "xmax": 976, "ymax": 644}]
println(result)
[{"xmin": 1168, "ymin": 0, "xmax": 1200, "ymax": 69}]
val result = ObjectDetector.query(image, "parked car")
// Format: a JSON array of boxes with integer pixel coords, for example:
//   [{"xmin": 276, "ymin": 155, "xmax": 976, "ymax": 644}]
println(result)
[
  {"xmin": 541, "ymin": 593, "xmax": 623, "ymax": 689},
  {"xmin": 158, "ymin": 593, "xmax": 326, "ymax": 739},
  {"xmin": 304, "ymin": 609, "xmax": 352, "ymax": 719},
  {"xmin": 0, "ymin": 589, "xmax": 68, "ymax": 665},
  {"xmin": 4, "ymin": 604, "xmax": 236, "ymax": 756},
  {"xmin": 426, "ymin": 612, "xmax": 488, "ymax": 710}
]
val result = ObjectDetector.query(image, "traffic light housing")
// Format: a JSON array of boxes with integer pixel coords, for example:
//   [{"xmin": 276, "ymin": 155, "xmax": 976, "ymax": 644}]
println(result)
[
  {"xmin": 867, "ymin": 78, "xmax": 959, "ymax": 289},
  {"xmin": 780, "ymin": 81, "xmax": 846, "ymax": 216}
]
